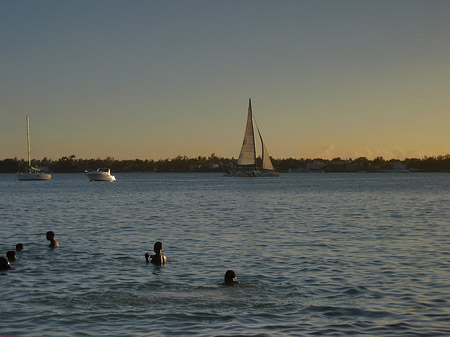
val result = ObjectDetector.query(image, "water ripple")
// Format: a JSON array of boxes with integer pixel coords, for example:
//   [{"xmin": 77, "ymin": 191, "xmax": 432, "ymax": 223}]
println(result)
[{"xmin": 0, "ymin": 173, "xmax": 449, "ymax": 336}]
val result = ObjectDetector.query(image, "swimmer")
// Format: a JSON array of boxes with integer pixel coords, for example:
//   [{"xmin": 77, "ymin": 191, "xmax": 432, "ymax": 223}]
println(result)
[
  {"xmin": 6, "ymin": 251, "xmax": 16, "ymax": 262},
  {"xmin": 223, "ymin": 270, "xmax": 239, "ymax": 285},
  {"xmin": 46, "ymin": 231, "xmax": 59, "ymax": 248},
  {"xmin": 145, "ymin": 241, "xmax": 167, "ymax": 265},
  {"xmin": 0, "ymin": 256, "xmax": 11, "ymax": 270},
  {"xmin": 16, "ymin": 243, "xmax": 24, "ymax": 251}
]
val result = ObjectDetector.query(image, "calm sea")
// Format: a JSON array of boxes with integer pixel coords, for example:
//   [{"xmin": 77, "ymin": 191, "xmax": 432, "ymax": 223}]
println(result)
[{"xmin": 0, "ymin": 173, "xmax": 449, "ymax": 336}]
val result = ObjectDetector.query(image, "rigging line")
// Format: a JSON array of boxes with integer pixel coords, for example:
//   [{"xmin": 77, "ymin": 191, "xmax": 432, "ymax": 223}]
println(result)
[
  {"xmin": 253, "ymin": 113, "xmax": 266, "ymax": 166},
  {"xmin": 253, "ymin": 113, "xmax": 265, "ymax": 148}
]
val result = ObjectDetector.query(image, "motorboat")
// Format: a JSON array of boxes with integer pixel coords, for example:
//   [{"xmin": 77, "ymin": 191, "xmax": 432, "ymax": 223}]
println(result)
[{"xmin": 85, "ymin": 168, "xmax": 116, "ymax": 181}]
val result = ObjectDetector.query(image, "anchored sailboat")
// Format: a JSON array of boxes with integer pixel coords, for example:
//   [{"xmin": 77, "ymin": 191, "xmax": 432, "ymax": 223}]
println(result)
[
  {"xmin": 17, "ymin": 116, "xmax": 51, "ymax": 181},
  {"xmin": 228, "ymin": 99, "xmax": 279, "ymax": 177}
]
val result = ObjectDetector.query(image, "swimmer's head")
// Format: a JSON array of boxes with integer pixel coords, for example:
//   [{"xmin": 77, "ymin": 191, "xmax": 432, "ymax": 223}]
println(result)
[
  {"xmin": 16, "ymin": 243, "xmax": 24, "ymax": 251},
  {"xmin": 224, "ymin": 270, "xmax": 237, "ymax": 284},
  {"xmin": 6, "ymin": 251, "xmax": 16, "ymax": 262},
  {"xmin": 0, "ymin": 256, "xmax": 11, "ymax": 270},
  {"xmin": 154, "ymin": 241, "xmax": 163, "ymax": 253},
  {"xmin": 46, "ymin": 231, "xmax": 55, "ymax": 241}
]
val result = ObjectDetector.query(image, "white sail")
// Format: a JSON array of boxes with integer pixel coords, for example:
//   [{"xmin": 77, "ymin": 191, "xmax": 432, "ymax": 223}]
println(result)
[
  {"xmin": 228, "ymin": 99, "xmax": 279, "ymax": 177},
  {"xmin": 255, "ymin": 120, "xmax": 275, "ymax": 171},
  {"xmin": 236, "ymin": 99, "xmax": 256, "ymax": 166},
  {"xmin": 261, "ymin": 136, "xmax": 275, "ymax": 171}
]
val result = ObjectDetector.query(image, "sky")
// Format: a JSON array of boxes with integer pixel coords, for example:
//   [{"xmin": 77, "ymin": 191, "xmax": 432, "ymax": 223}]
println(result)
[{"xmin": 1, "ymin": 0, "xmax": 449, "ymax": 160}]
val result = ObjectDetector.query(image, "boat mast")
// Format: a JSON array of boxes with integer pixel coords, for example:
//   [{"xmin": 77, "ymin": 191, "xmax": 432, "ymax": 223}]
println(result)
[
  {"xmin": 26, "ymin": 115, "xmax": 31, "ymax": 167},
  {"xmin": 256, "ymin": 122, "xmax": 265, "ymax": 167},
  {"xmin": 248, "ymin": 98, "xmax": 257, "ymax": 169}
]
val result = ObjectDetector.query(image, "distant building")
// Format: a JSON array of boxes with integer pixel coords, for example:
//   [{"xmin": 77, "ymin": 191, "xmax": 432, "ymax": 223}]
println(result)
[
  {"xmin": 346, "ymin": 162, "xmax": 362, "ymax": 172},
  {"xmin": 391, "ymin": 161, "xmax": 409, "ymax": 173},
  {"xmin": 306, "ymin": 160, "xmax": 328, "ymax": 172}
]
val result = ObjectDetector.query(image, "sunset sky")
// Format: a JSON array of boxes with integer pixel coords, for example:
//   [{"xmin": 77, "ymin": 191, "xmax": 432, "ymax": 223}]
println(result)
[{"xmin": 1, "ymin": 0, "xmax": 449, "ymax": 160}]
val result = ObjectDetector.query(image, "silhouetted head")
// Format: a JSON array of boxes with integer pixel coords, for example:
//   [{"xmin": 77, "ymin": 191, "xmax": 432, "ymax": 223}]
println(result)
[
  {"xmin": 224, "ymin": 270, "xmax": 237, "ymax": 285},
  {"xmin": 6, "ymin": 251, "xmax": 16, "ymax": 262},
  {"xmin": 16, "ymin": 243, "xmax": 24, "ymax": 251},
  {"xmin": 0, "ymin": 256, "xmax": 11, "ymax": 270},
  {"xmin": 154, "ymin": 241, "xmax": 163, "ymax": 253},
  {"xmin": 46, "ymin": 231, "xmax": 55, "ymax": 241}
]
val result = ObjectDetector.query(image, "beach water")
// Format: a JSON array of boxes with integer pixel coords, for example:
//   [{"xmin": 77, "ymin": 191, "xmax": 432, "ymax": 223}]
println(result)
[{"xmin": 0, "ymin": 172, "xmax": 449, "ymax": 336}]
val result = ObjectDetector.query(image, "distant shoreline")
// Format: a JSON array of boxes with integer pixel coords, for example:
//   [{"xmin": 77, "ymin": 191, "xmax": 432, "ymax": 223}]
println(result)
[
  {"xmin": 1, "ymin": 155, "xmax": 449, "ymax": 173},
  {"xmin": 0, "ymin": 171, "xmax": 450, "ymax": 175}
]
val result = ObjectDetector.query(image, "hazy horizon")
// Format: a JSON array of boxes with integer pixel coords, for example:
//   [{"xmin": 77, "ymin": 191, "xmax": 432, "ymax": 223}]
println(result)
[{"xmin": 1, "ymin": 1, "xmax": 449, "ymax": 161}]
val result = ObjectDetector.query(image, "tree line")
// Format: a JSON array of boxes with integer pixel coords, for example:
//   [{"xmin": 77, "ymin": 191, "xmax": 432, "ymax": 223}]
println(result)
[{"xmin": 0, "ymin": 154, "xmax": 449, "ymax": 173}]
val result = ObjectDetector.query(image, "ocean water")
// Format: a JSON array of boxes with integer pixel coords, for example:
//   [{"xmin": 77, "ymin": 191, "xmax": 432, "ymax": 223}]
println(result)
[{"xmin": 0, "ymin": 172, "xmax": 449, "ymax": 336}]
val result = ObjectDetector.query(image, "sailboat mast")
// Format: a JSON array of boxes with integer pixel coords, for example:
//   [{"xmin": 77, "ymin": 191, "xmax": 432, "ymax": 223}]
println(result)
[
  {"xmin": 26, "ymin": 115, "xmax": 31, "ymax": 167},
  {"xmin": 248, "ymin": 98, "xmax": 257, "ymax": 169},
  {"xmin": 256, "ymin": 124, "xmax": 265, "ymax": 166}
]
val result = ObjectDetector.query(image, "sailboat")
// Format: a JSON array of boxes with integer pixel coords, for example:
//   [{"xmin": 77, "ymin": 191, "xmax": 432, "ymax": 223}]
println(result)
[
  {"xmin": 17, "ymin": 116, "xmax": 52, "ymax": 181},
  {"xmin": 228, "ymin": 99, "xmax": 279, "ymax": 177}
]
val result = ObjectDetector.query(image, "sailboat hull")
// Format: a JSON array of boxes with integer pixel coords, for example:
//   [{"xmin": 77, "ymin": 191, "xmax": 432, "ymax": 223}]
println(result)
[
  {"xmin": 227, "ymin": 171, "xmax": 256, "ymax": 177},
  {"xmin": 18, "ymin": 172, "xmax": 52, "ymax": 181},
  {"xmin": 254, "ymin": 170, "xmax": 279, "ymax": 177},
  {"xmin": 225, "ymin": 169, "xmax": 279, "ymax": 177}
]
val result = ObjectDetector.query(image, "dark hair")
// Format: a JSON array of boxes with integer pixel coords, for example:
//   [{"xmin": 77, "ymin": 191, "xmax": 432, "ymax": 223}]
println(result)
[
  {"xmin": 6, "ymin": 251, "xmax": 16, "ymax": 261},
  {"xmin": 224, "ymin": 270, "xmax": 236, "ymax": 284},
  {"xmin": 0, "ymin": 256, "xmax": 11, "ymax": 270},
  {"xmin": 46, "ymin": 231, "xmax": 55, "ymax": 240},
  {"xmin": 16, "ymin": 243, "xmax": 24, "ymax": 251},
  {"xmin": 154, "ymin": 241, "xmax": 163, "ymax": 253}
]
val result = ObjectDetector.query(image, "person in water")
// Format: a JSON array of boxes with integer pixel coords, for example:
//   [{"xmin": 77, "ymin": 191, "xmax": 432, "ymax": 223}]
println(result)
[
  {"xmin": 46, "ymin": 231, "xmax": 59, "ymax": 248},
  {"xmin": 6, "ymin": 251, "xmax": 16, "ymax": 262},
  {"xmin": 145, "ymin": 241, "xmax": 167, "ymax": 265},
  {"xmin": 223, "ymin": 270, "xmax": 239, "ymax": 285},
  {"xmin": 16, "ymin": 243, "xmax": 24, "ymax": 251},
  {"xmin": 0, "ymin": 256, "xmax": 11, "ymax": 270}
]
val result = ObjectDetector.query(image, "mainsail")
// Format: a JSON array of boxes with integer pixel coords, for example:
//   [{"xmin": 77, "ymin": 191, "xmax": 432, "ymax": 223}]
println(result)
[{"xmin": 236, "ymin": 99, "xmax": 256, "ymax": 166}]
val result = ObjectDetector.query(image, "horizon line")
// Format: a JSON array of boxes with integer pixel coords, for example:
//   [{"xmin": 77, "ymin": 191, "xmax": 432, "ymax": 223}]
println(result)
[{"xmin": 3, "ymin": 153, "xmax": 450, "ymax": 162}]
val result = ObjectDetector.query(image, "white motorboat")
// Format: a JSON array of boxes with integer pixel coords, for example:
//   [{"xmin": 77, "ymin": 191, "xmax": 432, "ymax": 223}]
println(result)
[
  {"xmin": 85, "ymin": 168, "xmax": 116, "ymax": 181},
  {"xmin": 227, "ymin": 99, "xmax": 279, "ymax": 177},
  {"xmin": 17, "ymin": 116, "xmax": 52, "ymax": 181}
]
